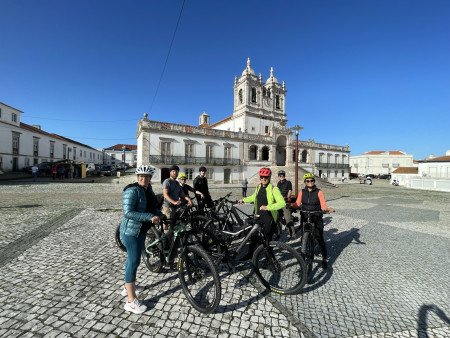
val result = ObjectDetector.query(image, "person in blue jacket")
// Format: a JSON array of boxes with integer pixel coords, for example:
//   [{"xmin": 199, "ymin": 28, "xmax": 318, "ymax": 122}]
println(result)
[{"xmin": 119, "ymin": 164, "xmax": 161, "ymax": 314}]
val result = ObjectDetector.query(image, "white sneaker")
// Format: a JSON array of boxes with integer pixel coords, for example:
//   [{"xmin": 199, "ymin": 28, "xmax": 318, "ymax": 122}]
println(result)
[
  {"xmin": 124, "ymin": 298, "xmax": 147, "ymax": 314},
  {"xmin": 120, "ymin": 285, "xmax": 145, "ymax": 297}
]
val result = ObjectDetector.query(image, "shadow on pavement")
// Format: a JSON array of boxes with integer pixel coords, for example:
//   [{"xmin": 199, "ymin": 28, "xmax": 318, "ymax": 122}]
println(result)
[{"xmin": 417, "ymin": 304, "xmax": 450, "ymax": 338}]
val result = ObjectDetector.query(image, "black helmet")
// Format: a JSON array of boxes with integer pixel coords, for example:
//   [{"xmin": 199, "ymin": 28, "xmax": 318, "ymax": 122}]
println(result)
[
  {"xmin": 199, "ymin": 166, "xmax": 207, "ymax": 172},
  {"xmin": 169, "ymin": 165, "xmax": 180, "ymax": 172},
  {"xmin": 278, "ymin": 170, "xmax": 286, "ymax": 176}
]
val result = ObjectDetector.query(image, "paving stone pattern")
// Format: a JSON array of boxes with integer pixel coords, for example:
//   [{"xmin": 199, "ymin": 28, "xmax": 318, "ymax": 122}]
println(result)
[{"xmin": 0, "ymin": 178, "xmax": 449, "ymax": 337}]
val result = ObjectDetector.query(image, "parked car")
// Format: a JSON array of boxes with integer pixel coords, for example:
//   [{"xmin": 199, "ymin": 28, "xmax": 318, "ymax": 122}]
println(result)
[
  {"xmin": 99, "ymin": 165, "xmax": 116, "ymax": 176},
  {"xmin": 378, "ymin": 174, "xmax": 391, "ymax": 180},
  {"xmin": 366, "ymin": 174, "xmax": 376, "ymax": 179}
]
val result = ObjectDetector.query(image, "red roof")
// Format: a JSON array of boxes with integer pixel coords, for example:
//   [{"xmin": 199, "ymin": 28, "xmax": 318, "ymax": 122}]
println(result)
[
  {"xmin": 392, "ymin": 167, "xmax": 418, "ymax": 174},
  {"xmin": 424, "ymin": 156, "xmax": 450, "ymax": 162},
  {"xmin": 364, "ymin": 150, "xmax": 406, "ymax": 155},
  {"xmin": 105, "ymin": 144, "xmax": 137, "ymax": 151}
]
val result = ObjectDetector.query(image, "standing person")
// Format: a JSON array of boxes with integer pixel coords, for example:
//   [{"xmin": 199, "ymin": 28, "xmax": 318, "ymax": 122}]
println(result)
[
  {"xmin": 238, "ymin": 167, "xmax": 286, "ymax": 260},
  {"xmin": 119, "ymin": 165, "xmax": 161, "ymax": 314},
  {"xmin": 177, "ymin": 172, "xmax": 203, "ymax": 200},
  {"xmin": 276, "ymin": 170, "xmax": 295, "ymax": 238},
  {"xmin": 193, "ymin": 166, "xmax": 213, "ymax": 209},
  {"xmin": 291, "ymin": 173, "xmax": 335, "ymax": 270},
  {"xmin": 241, "ymin": 177, "xmax": 248, "ymax": 198},
  {"xmin": 51, "ymin": 164, "xmax": 57, "ymax": 180},
  {"xmin": 68, "ymin": 164, "xmax": 74, "ymax": 179},
  {"xmin": 31, "ymin": 164, "xmax": 39, "ymax": 182},
  {"xmin": 58, "ymin": 165, "xmax": 65, "ymax": 179},
  {"xmin": 161, "ymin": 165, "xmax": 192, "ymax": 229}
]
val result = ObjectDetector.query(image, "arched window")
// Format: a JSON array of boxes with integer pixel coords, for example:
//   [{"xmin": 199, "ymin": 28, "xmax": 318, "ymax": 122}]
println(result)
[
  {"xmin": 261, "ymin": 146, "xmax": 269, "ymax": 161},
  {"xmin": 251, "ymin": 87, "xmax": 257, "ymax": 103},
  {"xmin": 249, "ymin": 145, "xmax": 258, "ymax": 160},
  {"xmin": 239, "ymin": 89, "xmax": 243, "ymax": 104},
  {"xmin": 263, "ymin": 87, "xmax": 267, "ymax": 96},
  {"xmin": 301, "ymin": 150, "xmax": 308, "ymax": 163},
  {"xmin": 276, "ymin": 95, "xmax": 280, "ymax": 109}
]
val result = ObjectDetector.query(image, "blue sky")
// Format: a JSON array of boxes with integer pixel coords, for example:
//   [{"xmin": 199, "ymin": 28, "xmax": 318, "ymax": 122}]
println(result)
[{"xmin": 1, "ymin": 0, "xmax": 449, "ymax": 160}]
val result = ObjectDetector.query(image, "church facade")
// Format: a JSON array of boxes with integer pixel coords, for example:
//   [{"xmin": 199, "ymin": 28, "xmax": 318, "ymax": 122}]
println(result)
[{"xmin": 136, "ymin": 59, "xmax": 350, "ymax": 183}]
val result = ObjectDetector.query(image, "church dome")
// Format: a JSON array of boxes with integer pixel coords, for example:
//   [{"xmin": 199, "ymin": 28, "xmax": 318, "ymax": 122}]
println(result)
[
  {"xmin": 265, "ymin": 67, "xmax": 279, "ymax": 84},
  {"xmin": 241, "ymin": 57, "xmax": 255, "ymax": 76}
]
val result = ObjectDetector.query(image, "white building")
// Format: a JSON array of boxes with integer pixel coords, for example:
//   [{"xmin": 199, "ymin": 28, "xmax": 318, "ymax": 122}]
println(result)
[
  {"xmin": 0, "ymin": 102, "xmax": 103, "ymax": 172},
  {"xmin": 136, "ymin": 59, "xmax": 350, "ymax": 184},
  {"xmin": 350, "ymin": 150, "xmax": 414, "ymax": 176},
  {"xmin": 103, "ymin": 144, "xmax": 137, "ymax": 168}
]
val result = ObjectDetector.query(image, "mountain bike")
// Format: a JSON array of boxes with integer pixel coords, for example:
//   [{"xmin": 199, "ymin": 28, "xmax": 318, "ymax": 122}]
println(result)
[
  {"xmin": 141, "ymin": 205, "xmax": 221, "ymax": 314},
  {"xmin": 192, "ymin": 209, "xmax": 307, "ymax": 295},
  {"xmin": 299, "ymin": 210, "xmax": 325, "ymax": 283}
]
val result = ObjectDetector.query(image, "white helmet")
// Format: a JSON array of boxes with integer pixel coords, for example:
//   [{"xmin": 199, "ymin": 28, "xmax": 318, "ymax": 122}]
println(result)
[{"xmin": 135, "ymin": 165, "xmax": 156, "ymax": 176}]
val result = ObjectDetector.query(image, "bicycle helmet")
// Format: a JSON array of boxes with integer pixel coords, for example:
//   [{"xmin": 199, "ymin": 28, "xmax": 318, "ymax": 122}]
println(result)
[
  {"xmin": 278, "ymin": 170, "xmax": 286, "ymax": 176},
  {"xmin": 177, "ymin": 172, "xmax": 187, "ymax": 180},
  {"xmin": 199, "ymin": 166, "xmax": 207, "ymax": 172},
  {"xmin": 303, "ymin": 173, "xmax": 315, "ymax": 181},
  {"xmin": 259, "ymin": 167, "xmax": 272, "ymax": 177},
  {"xmin": 169, "ymin": 165, "xmax": 180, "ymax": 172},
  {"xmin": 135, "ymin": 165, "xmax": 156, "ymax": 176}
]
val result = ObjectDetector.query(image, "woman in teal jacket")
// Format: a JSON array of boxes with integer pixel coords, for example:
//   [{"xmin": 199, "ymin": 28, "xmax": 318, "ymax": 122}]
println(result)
[
  {"xmin": 120, "ymin": 165, "xmax": 161, "ymax": 314},
  {"xmin": 238, "ymin": 167, "xmax": 286, "ymax": 260}
]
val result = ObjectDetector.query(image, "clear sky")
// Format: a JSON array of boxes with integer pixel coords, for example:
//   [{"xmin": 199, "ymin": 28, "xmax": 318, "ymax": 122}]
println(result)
[{"xmin": 1, "ymin": 0, "xmax": 449, "ymax": 160}]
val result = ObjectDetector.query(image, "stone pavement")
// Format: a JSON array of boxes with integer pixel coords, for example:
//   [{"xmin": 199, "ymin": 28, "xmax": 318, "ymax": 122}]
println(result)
[{"xmin": 0, "ymin": 178, "xmax": 449, "ymax": 337}]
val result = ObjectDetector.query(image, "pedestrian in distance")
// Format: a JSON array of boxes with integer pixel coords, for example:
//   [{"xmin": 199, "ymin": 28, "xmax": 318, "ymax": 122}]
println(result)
[
  {"xmin": 119, "ymin": 165, "xmax": 161, "ymax": 314},
  {"xmin": 193, "ymin": 166, "xmax": 214, "ymax": 209},
  {"xmin": 31, "ymin": 164, "xmax": 39, "ymax": 182},
  {"xmin": 238, "ymin": 167, "xmax": 286, "ymax": 260},
  {"xmin": 51, "ymin": 164, "xmax": 57, "ymax": 180},
  {"xmin": 241, "ymin": 177, "xmax": 248, "ymax": 197},
  {"xmin": 291, "ymin": 173, "xmax": 335, "ymax": 270}
]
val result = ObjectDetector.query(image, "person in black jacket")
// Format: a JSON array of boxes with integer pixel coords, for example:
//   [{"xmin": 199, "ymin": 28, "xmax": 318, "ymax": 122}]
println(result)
[{"xmin": 193, "ymin": 166, "xmax": 213, "ymax": 209}]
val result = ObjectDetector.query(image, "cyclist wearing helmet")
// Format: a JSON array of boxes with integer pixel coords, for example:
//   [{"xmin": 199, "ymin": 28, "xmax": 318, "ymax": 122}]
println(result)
[
  {"xmin": 193, "ymin": 166, "xmax": 213, "ymax": 209},
  {"xmin": 119, "ymin": 164, "xmax": 161, "ymax": 314},
  {"xmin": 238, "ymin": 167, "xmax": 286, "ymax": 260},
  {"xmin": 291, "ymin": 173, "xmax": 335, "ymax": 269},
  {"xmin": 177, "ymin": 172, "xmax": 203, "ymax": 199},
  {"xmin": 162, "ymin": 165, "xmax": 192, "ymax": 227},
  {"xmin": 277, "ymin": 170, "xmax": 295, "ymax": 238}
]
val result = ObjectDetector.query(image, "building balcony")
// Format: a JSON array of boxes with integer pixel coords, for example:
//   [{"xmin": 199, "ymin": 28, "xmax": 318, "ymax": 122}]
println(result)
[
  {"xmin": 315, "ymin": 162, "xmax": 349, "ymax": 169},
  {"xmin": 150, "ymin": 155, "xmax": 241, "ymax": 166}
]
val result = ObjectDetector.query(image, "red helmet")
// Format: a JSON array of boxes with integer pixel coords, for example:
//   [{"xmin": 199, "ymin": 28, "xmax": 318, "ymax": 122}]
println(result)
[{"xmin": 259, "ymin": 167, "xmax": 272, "ymax": 177}]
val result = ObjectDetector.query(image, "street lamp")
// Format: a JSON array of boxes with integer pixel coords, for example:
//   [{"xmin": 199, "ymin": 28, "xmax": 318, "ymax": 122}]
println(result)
[
  {"xmin": 122, "ymin": 145, "xmax": 126, "ymax": 169},
  {"xmin": 291, "ymin": 125, "xmax": 303, "ymax": 196}
]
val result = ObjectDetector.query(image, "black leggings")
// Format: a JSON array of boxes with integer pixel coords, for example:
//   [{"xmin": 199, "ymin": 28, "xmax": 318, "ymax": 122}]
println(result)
[{"xmin": 314, "ymin": 226, "xmax": 327, "ymax": 260}]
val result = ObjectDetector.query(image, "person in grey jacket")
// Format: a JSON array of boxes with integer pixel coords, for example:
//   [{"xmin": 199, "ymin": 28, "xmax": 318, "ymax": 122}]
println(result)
[{"xmin": 119, "ymin": 165, "xmax": 161, "ymax": 314}]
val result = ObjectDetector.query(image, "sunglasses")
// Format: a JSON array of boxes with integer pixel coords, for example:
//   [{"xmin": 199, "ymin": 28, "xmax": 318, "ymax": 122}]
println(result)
[
  {"xmin": 260, "ymin": 176, "xmax": 269, "ymax": 179},
  {"xmin": 305, "ymin": 179, "xmax": 315, "ymax": 183}
]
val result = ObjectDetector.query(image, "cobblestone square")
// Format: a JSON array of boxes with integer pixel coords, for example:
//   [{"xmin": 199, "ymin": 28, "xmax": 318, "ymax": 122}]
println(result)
[{"xmin": 0, "ymin": 177, "xmax": 449, "ymax": 337}]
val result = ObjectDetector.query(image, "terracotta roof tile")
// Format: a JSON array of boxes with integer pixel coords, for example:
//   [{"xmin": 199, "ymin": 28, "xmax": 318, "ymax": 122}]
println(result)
[
  {"xmin": 104, "ymin": 144, "xmax": 137, "ymax": 151},
  {"xmin": 424, "ymin": 155, "xmax": 450, "ymax": 162},
  {"xmin": 392, "ymin": 167, "xmax": 418, "ymax": 174}
]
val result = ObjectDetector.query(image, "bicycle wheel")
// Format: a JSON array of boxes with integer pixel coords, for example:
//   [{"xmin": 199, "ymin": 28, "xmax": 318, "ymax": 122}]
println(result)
[
  {"xmin": 253, "ymin": 241, "xmax": 307, "ymax": 295},
  {"xmin": 115, "ymin": 224, "xmax": 126, "ymax": 252},
  {"xmin": 141, "ymin": 227, "xmax": 163, "ymax": 273},
  {"xmin": 301, "ymin": 231, "xmax": 313, "ymax": 283},
  {"xmin": 178, "ymin": 245, "xmax": 221, "ymax": 314}
]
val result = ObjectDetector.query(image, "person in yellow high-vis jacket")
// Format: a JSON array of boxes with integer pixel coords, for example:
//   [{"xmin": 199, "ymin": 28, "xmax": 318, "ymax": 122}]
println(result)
[{"xmin": 238, "ymin": 167, "xmax": 286, "ymax": 260}]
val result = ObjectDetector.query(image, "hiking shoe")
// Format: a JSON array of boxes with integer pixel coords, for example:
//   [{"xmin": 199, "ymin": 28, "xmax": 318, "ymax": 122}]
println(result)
[
  {"xmin": 124, "ymin": 298, "xmax": 147, "ymax": 314},
  {"xmin": 121, "ymin": 285, "xmax": 145, "ymax": 297},
  {"xmin": 321, "ymin": 260, "xmax": 328, "ymax": 270}
]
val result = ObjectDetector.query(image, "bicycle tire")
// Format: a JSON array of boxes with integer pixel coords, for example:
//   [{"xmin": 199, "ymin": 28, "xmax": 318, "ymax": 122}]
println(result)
[
  {"xmin": 252, "ymin": 241, "xmax": 307, "ymax": 295},
  {"xmin": 141, "ymin": 227, "xmax": 163, "ymax": 273},
  {"xmin": 301, "ymin": 231, "xmax": 313, "ymax": 283},
  {"xmin": 115, "ymin": 224, "xmax": 126, "ymax": 252},
  {"xmin": 178, "ymin": 245, "xmax": 221, "ymax": 314}
]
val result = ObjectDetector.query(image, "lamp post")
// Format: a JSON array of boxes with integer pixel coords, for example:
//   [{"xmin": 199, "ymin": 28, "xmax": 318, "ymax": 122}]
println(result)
[
  {"xmin": 122, "ymin": 145, "xmax": 126, "ymax": 169},
  {"xmin": 291, "ymin": 125, "xmax": 303, "ymax": 196}
]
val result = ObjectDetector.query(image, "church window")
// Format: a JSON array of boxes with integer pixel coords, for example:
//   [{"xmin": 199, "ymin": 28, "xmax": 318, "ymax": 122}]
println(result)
[
  {"xmin": 251, "ymin": 87, "xmax": 257, "ymax": 103},
  {"xmin": 264, "ymin": 126, "xmax": 269, "ymax": 134},
  {"xmin": 261, "ymin": 146, "xmax": 269, "ymax": 161},
  {"xmin": 185, "ymin": 143, "xmax": 194, "ymax": 158},
  {"xmin": 238, "ymin": 89, "xmax": 243, "ymax": 104},
  {"xmin": 224, "ymin": 146, "xmax": 231, "ymax": 160},
  {"xmin": 276, "ymin": 95, "xmax": 280, "ymax": 109},
  {"xmin": 249, "ymin": 145, "xmax": 258, "ymax": 160},
  {"xmin": 206, "ymin": 145, "xmax": 214, "ymax": 162},
  {"xmin": 267, "ymin": 89, "xmax": 271, "ymax": 98},
  {"xmin": 301, "ymin": 150, "xmax": 307, "ymax": 163},
  {"xmin": 263, "ymin": 87, "xmax": 267, "ymax": 96}
]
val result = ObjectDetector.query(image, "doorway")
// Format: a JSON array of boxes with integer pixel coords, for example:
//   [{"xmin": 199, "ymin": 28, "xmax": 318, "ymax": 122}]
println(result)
[{"xmin": 160, "ymin": 168, "xmax": 170, "ymax": 183}]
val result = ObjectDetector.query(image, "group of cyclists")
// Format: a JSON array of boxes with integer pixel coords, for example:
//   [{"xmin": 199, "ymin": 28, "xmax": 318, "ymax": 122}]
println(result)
[{"xmin": 119, "ymin": 164, "xmax": 334, "ymax": 314}]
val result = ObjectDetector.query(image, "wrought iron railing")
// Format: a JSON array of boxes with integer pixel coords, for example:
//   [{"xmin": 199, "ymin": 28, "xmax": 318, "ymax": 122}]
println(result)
[
  {"xmin": 149, "ymin": 155, "xmax": 241, "ymax": 166},
  {"xmin": 315, "ymin": 162, "xmax": 349, "ymax": 169}
]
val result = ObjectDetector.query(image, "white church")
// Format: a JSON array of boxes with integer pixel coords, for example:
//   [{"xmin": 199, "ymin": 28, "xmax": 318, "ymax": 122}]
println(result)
[{"xmin": 136, "ymin": 59, "xmax": 350, "ymax": 184}]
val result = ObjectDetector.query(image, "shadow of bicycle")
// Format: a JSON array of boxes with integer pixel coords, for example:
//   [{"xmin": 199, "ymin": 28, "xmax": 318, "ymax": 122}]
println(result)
[{"xmin": 417, "ymin": 304, "xmax": 450, "ymax": 337}]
